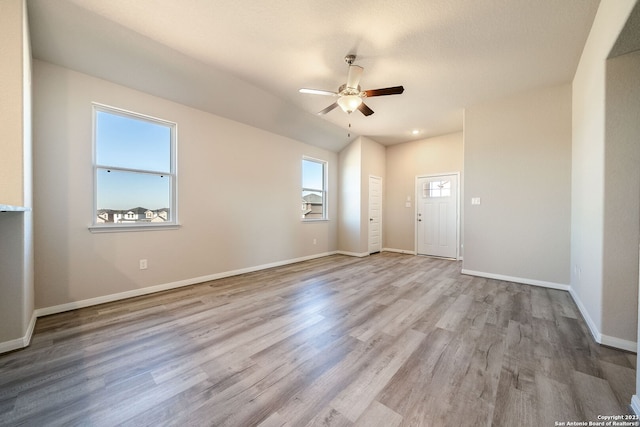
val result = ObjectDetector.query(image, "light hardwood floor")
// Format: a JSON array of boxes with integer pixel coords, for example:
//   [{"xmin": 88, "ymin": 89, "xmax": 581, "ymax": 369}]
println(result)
[{"xmin": 0, "ymin": 253, "xmax": 636, "ymax": 426}]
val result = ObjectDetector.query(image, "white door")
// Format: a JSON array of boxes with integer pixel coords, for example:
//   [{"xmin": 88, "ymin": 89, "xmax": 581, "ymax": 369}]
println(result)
[
  {"xmin": 368, "ymin": 176, "xmax": 382, "ymax": 254},
  {"xmin": 417, "ymin": 174, "xmax": 458, "ymax": 258}
]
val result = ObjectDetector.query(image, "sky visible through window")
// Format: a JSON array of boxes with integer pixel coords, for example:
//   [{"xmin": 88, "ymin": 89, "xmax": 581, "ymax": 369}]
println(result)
[
  {"xmin": 302, "ymin": 159, "xmax": 324, "ymax": 191},
  {"xmin": 96, "ymin": 110, "xmax": 172, "ymax": 210},
  {"xmin": 301, "ymin": 158, "xmax": 326, "ymax": 219}
]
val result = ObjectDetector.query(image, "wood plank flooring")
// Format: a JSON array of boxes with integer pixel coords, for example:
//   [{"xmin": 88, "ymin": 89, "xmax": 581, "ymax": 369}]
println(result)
[{"xmin": 0, "ymin": 253, "xmax": 636, "ymax": 426}]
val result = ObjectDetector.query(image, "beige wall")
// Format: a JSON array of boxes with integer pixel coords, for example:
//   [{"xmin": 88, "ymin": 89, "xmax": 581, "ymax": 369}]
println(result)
[
  {"xmin": 0, "ymin": 0, "xmax": 26, "ymax": 207},
  {"xmin": 0, "ymin": 0, "xmax": 34, "ymax": 351},
  {"xmin": 337, "ymin": 136, "xmax": 386, "ymax": 255},
  {"xmin": 603, "ymin": 50, "xmax": 640, "ymax": 344},
  {"xmin": 361, "ymin": 137, "xmax": 386, "ymax": 252},
  {"xmin": 338, "ymin": 138, "xmax": 362, "ymax": 255},
  {"xmin": 385, "ymin": 133, "xmax": 463, "ymax": 253},
  {"xmin": 33, "ymin": 60, "xmax": 338, "ymax": 310},
  {"xmin": 571, "ymin": 0, "xmax": 638, "ymax": 352},
  {"xmin": 463, "ymin": 84, "xmax": 572, "ymax": 286}
]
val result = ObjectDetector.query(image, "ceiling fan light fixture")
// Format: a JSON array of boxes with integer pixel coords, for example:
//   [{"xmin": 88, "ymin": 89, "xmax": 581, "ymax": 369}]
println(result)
[
  {"xmin": 337, "ymin": 95, "xmax": 362, "ymax": 114},
  {"xmin": 300, "ymin": 55, "xmax": 403, "ymax": 117}
]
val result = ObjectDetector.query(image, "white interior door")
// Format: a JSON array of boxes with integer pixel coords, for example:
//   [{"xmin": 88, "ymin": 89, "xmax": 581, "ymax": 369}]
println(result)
[
  {"xmin": 368, "ymin": 176, "xmax": 382, "ymax": 254},
  {"xmin": 417, "ymin": 174, "xmax": 458, "ymax": 258}
]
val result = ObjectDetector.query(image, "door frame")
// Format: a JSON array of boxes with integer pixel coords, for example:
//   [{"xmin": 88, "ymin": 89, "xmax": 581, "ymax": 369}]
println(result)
[
  {"xmin": 415, "ymin": 172, "xmax": 461, "ymax": 260},
  {"xmin": 368, "ymin": 175, "xmax": 383, "ymax": 254}
]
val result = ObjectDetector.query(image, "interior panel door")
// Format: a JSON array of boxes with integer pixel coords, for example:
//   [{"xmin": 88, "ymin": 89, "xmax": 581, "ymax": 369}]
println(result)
[{"xmin": 368, "ymin": 176, "xmax": 382, "ymax": 254}]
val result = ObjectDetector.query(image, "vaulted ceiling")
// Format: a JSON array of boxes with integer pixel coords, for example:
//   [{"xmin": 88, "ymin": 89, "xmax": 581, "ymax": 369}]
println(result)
[{"xmin": 28, "ymin": 0, "xmax": 600, "ymax": 152}]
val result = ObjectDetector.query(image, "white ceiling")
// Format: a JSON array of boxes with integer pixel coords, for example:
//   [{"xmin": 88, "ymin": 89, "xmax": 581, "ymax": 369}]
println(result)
[{"xmin": 27, "ymin": 0, "xmax": 600, "ymax": 152}]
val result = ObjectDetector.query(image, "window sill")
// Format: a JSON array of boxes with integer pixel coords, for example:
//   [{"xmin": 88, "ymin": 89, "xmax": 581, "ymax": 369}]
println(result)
[
  {"xmin": 89, "ymin": 223, "xmax": 181, "ymax": 233},
  {"xmin": 0, "ymin": 204, "xmax": 31, "ymax": 212}
]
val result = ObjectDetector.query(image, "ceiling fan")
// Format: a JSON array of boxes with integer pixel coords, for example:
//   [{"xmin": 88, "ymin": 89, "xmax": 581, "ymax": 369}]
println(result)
[{"xmin": 299, "ymin": 55, "xmax": 404, "ymax": 116}]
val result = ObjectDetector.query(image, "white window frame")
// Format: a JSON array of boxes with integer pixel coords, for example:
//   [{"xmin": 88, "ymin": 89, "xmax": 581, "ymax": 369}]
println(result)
[
  {"xmin": 89, "ymin": 103, "xmax": 179, "ymax": 232},
  {"xmin": 301, "ymin": 156, "xmax": 328, "ymax": 221}
]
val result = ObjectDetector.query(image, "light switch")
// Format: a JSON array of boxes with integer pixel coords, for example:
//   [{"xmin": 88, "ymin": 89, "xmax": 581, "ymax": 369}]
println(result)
[
  {"xmin": 471, "ymin": 197, "xmax": 481, "ymax": 205},
  {"xmin": 405, "ymin": 202, "xmax": 411, "ymax": 208}
]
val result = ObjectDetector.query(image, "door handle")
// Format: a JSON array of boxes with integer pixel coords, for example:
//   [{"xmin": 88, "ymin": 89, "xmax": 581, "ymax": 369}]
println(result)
[{"xmin": 370, "ymin": 218, "xmax": 373, "ymax": 221}]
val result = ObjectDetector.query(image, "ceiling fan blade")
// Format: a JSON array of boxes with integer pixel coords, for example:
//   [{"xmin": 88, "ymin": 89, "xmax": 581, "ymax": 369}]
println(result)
[
  {"xmin": 299, "ymin": 88, "xmax": 338, "ymax": 96},
  {"xmin": 317, "ymin": 102, "xmax": 339, "ymax": 115},
  {"xmin": 346, "ymin": 65, "xmax": 363, "ymax": 90},
  {"xmin": 358, "ymin": 102, "xmax": 374, "ymax": 116},
  {"xmin": 364, "ymin": 86, "xmax": 405, "ymax": 97}
]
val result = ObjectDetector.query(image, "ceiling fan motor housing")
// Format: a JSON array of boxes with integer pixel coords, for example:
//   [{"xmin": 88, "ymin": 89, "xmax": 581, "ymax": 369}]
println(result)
[{"xmin": 338, "ymin": 84, "xmax": 362, "ymax": 97}]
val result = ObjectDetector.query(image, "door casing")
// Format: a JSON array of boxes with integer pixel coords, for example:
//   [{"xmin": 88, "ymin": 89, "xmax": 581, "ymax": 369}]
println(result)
[
  {"xmin": 368, "ymin": 175, "xmax": 382, "ymax": 254},
  {"xmin": 415, "ymin": 172, "xmax": 460, "ymax": 259}
]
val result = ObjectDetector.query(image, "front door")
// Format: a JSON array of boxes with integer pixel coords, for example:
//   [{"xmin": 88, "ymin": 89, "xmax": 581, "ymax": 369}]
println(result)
[{"xmin": 416, "ymin": 174, "xmax": 458, "ymax": 258}]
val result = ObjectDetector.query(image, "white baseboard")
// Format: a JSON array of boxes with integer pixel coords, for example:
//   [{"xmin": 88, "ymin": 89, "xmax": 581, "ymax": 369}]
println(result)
[
  {"xmin": 0, "ymin": 249, "xmax": 373, "ymax": 353},
  {"xmin": 0, "ymin": 336, "xmax": 27, "ymax": 354},
  {"xmin": 568, "ymin": 287, "xmax": 638, "ymax": 353},
  {"xmin": 0, "ymin": 312, "xmax": 37, "ymax": 354},
  {"xmin": 568, "ymin": 286, "xmax": 602, "ymax": 344},
  {"xmin": 35, "ymin": 251, "xmax": 339, "ymax": 318},
  {"xmin": 2, "ymin": 252, "xmax": 338, "ymax": 353},
  {"xmin": 631, "ymin": 395, "xmax": 640, "ymax": 416},
  {"xmin": 8, "ymin": 253, "xmax": 637, "ymax": 356},
  {"xmin": 383, "ymin": 248, "xmax": 462, "ymax": 259},
  {"xmin": 24, "ymin": 311, "xmax": 36, "ymax": 346},
  {"xmin": 336, "ymin": 250, "xmax": 370, "ymax": 258},
  {"xmin": 463, "ymin": 269, "xmax": 637, "ymax": 352},
  {"xmin": 600, "ymin": 334, "xmax": 638, "ymax": 353},
  {"xmin": 382, "ymin": 248, "xmax": 417, "ymax": 255},
  {"xmin": 460, "ymin": 269, "xmax": 570, "ymax": 291}
]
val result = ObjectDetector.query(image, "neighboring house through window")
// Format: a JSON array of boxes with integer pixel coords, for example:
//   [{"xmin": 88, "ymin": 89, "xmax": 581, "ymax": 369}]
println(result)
[
  {"xmin": 301, "ymin": 157, "xmax": 327, "ymax": 220},
  {"xmin": 92, "ymin": 104, "xmax": 177, "ymax": 230}
]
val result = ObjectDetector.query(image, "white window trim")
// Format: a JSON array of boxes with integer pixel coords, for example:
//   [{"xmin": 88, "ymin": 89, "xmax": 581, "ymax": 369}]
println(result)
[
  {"xmin": 89, "ymin": 103, "xmax": 179, "ymax": 233},
  {"xmin": 301, "ymin": 156, "xmax": 328, "ymax": 222}
]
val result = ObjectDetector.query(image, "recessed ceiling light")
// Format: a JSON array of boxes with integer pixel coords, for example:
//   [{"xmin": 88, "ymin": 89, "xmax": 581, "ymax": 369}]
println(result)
[{"xmin": 411, "ymin": 129, "xmax": 420, "ymax": 135}]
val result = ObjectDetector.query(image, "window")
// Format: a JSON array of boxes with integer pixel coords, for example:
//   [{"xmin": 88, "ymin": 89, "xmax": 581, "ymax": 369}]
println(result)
[
  {"xmin": 423, "ymin": 180, "xmax": 451, "ymax": 198},
  {"xmin": 92, "ymin": 104, "xmax": 177, "ymax": 230},
  {"xmin": 301, "ymin": 157, "xmax": 327, "ymax": 220}
]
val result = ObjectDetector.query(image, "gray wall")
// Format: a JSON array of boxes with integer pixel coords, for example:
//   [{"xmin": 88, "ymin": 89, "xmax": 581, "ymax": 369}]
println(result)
[
  {"xmin": 603, "ymin": 50, "xmax": 640, "ymax": 344},
  {"xmin": 571, "ymin": 0, "xmax": 638, "ymax": 352},
  {"xmin": 463, "ymin": 84, "xmax": 572, "ymax": 287}
]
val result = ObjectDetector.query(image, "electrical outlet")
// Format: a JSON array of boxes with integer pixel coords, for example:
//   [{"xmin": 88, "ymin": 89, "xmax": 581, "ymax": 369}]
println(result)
[
  {"xmin": 139, "ymin": 259, "xmax": 148, "ymax": 270},
  {"xmin": 313, "ymin": 238, "xmax": 317, "ymax": 245}
]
